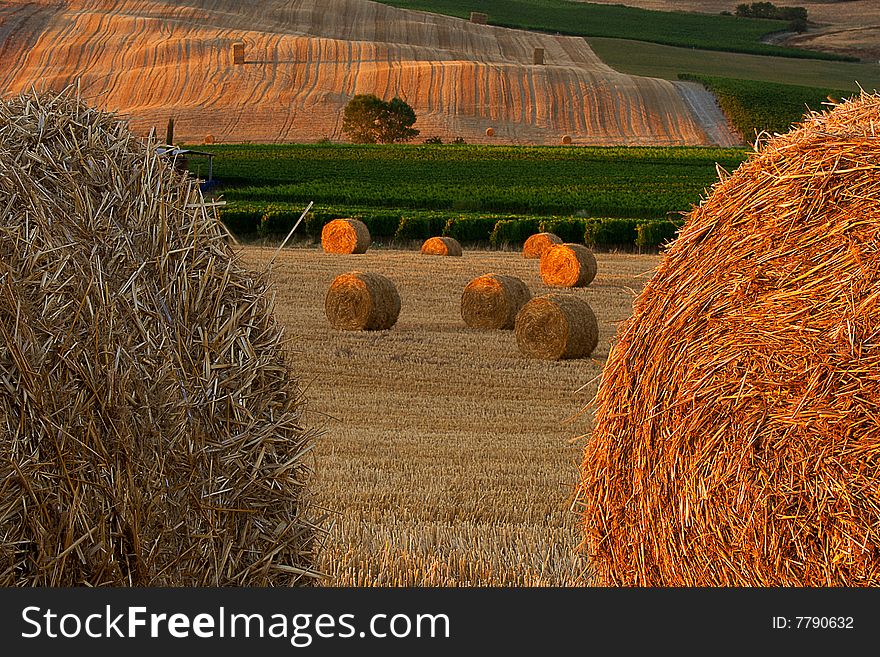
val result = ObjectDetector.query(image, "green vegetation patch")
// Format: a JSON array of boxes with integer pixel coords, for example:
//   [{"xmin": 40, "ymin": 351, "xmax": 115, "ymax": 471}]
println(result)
[
  {"xmin": 680, "ymin": 74, "xmax": 853, "ymax": 138},
  {"xmin": 374, "ymin": 0, "xmax": 852, "ymax": 60},
  {"xmin": 193, "ymin": 143, "xmax": 746, "ymax": 221}
]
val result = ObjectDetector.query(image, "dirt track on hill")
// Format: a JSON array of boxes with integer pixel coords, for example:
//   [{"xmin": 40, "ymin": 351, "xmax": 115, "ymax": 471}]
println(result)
[{"xmin": 0, "ymin": 0, "xmax": 741, "ymax": 145}]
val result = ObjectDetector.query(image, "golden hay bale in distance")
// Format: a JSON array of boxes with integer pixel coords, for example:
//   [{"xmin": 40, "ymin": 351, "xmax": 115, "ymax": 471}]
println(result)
[
  {"xmin": 561, "ymin": 135, "xmax": 572, "ymax": 145},
  {"xmin": 421, "ymin": 236, "xmax": 463, "ymax": 256},
  {"xmin": 540, "ymin": 243, "xmax": 597, "ymax": 287},
  {"xmin": 325, "ymin": 271, "xmax": 400, "ymax": 330},
  {"xmin": 515, "ymin": 294, "xmax": 598, "ymax": 360},
  {"xmin": 523, "ymin": 232, "xmax": 563, "ymax": 259},
  {"xmin": 580, "ymin": 93, "xmax": 880, "ymax": 586},
  {"xmin": 461, "ymin": 273, "xmax": 531, "ymax": 330},
  {"xmin": 485, "ymin": 127, "xmax": 495, "ymax": 137},
  {"xmin": 321, "ymin": 218, "xmax": 371, "ymax": 254},
  {"xmin": 203, "ymin": 134, "xmax": 214, "ymax": 144},
  {"xmin": 0, "ymin": 90, "xmax": 317, "ymax": 586}
]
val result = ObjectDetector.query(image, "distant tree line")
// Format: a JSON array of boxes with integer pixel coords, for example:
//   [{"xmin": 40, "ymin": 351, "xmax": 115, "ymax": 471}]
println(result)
[{"xmin": 734, "ymin": 2, "xmax": 808, "ymax": 32}]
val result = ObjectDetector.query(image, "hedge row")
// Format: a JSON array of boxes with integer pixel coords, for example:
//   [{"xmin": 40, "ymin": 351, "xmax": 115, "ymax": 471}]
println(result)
[{"xmin": 217, "ymin": 203, "xmax": 684, "ymax": 250}]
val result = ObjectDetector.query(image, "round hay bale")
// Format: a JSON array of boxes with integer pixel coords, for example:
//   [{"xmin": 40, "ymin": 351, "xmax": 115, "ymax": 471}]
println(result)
[
  {"xmin": 540, "ymin": 243, "xmax": 597, "ymax": 287},
  {"xmin": 581, "ymin": 93, "xmax": 880, "ymax": 586},
  {"xmin": 485, "ymin": 127, "xmax": 495, "ymax": 137},
  {"xmin": 421, "ymin": 236, "xmax": 463, "ymax": 256},
  {"xmin": 561, "ymin": 134, "xmax": 572, "ymax": 145},
  {"xmin": 0, "ymin": 90, "xmax": 318, "ymax": 586},
  {"xmin": 321, "ymin": 218, "xmax": 371, "ymax": 254},
  {"xmin": 461, "ymin": 273, "xmax": 531, "ymax": 330},
  {"xmin": 325, "ymin": 271, "xmax": 400, "ymax": 330},
  {"xmin": 203, "ymin": 134, "xmax": 214, "ymax": 144},
  {"xmin": 515, "ymin": 294, "xmax": 598, "ymax": 360},
  {"xmin": 523, "ymin": 232, "xmax": 562, "ymax": 259}
]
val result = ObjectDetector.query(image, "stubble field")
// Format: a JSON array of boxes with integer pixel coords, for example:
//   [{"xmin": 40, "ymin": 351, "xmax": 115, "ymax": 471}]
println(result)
[{"xmin": 239, "ymin": 245, "xmax": 660, "ymax": 585}]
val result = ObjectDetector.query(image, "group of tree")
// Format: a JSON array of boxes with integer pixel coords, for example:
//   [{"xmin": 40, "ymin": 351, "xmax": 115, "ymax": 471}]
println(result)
[
  {"xmin": 734, "ymin": 2, "xmax": 808, "ymax": 32},
  {"xmin": 341, "ymin": 94, "xmax": 419, "ymax": 144}
]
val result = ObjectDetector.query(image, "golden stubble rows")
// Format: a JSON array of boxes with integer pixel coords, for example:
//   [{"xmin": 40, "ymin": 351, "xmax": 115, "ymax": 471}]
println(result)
[
  {"xmin": 0, "ymin": 0, "xmax": 736, "ymax": 145},
  {"xmin": 240, "ymin": 245, "xmax": 659, "ymax": 586}
]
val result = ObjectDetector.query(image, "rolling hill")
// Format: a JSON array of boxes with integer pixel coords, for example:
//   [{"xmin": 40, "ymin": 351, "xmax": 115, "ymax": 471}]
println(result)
[{"xmin": 0, "ymin": 0, "xmax": 741, "ymax": 146}]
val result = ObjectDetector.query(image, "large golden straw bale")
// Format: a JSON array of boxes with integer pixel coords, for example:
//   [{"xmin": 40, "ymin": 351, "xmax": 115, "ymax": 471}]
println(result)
[
  {"xmin": 580, "ymin": 93, "xmax": 880, "ymax": 586},
  {"xmin": 523, "ymin": 232, "xmax": 562, "ymax": 259},
  {"xmin": 0, "ymin": 90, "xmax": 318, "ymax": 586},
  {"xmin": 325, "ymin": 271, "xmax": 400, "ymax": 330},
  {"xmin": 540, "ymin": 243, "xmax": 597, "ymax": 287},
  {"xmin": 321, "ymin": 218, "xmax": 371, "ymax": 254},
  {"xmin": 421, "ymin": 236, "xmax": 462, "ymax": 256},
  {"xmin": 461, "ymin": 273, "xmax": 531, "ymax": 330},
  {"xmin": 515, "ymin": 294, "xmax": 598, "ymax": 360}
]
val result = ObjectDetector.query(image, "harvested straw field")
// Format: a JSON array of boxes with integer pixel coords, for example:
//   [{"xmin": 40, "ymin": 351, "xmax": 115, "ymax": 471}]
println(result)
[
  {"xmin": 581, "ymin": 94, "xmax": 880, "ymax": 587},
  {"xmin": 0, "ymin": 0, "xmax": 739, "ymax": 146},
  {"xmin": 0, "ymin": 90, "xmax": 318, "ymax": 586},
  {"xmin": 241, "ymin": 246, "xmax": 658, "ymax": 586}
]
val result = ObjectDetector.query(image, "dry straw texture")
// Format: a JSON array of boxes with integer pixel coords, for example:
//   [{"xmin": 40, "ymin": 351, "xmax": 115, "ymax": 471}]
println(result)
[
  {"xmin": 581, "ymin": 93, "xmax": 880, "ymax": 586},
  {"xmin": 0, "ymin": 90, "xmax": 319, "ymax": 586},
  {"xmin": 421, "ymin": 236, "xmax": 463, "ymax": 257},
  {"xmin": 325, "ymin": 271, "xmax": 401, "ymax": 330},
  {"xmin": 515, "ymin": 294, "xmax": 598, "ymax": 360},
  {"xmin": 540, "ymin": 243, "xmax": 597, "ymax": 287},
  {"xmin": 461, "ymin": 274, "xmax": 531, "ymax": 330},
  {"xmin": 321, "ymin": 218, "xmax": 371, "ymax": 254},
  {"xmin": 523, "ymin": 232, "xmax": 562, "ymax": 259}
]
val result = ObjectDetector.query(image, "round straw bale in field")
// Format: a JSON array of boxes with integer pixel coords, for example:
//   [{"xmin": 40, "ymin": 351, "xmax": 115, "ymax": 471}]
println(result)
[
  {"xmin": 321, "ymin": 218, "xmax": 371, "ymax": 254},
  {"xmin": 515, "ymin": 294, "xmax": 598, "ymax": 360},
  {"xmin": 523, "ymin": 232, "xmax": 562, "ymax": 259},
  {"xmin": 485, "ymin": 127, "xmax": 495, "ymax": 137},
  {"xmin": 325, "ymin": 271, "xmax": 400, "ymax": 330},
  {"xmin": 421, "ymin": 236, "xmax": 462, "ymax": 256},
  {"xmin": 581, "ymin": 93, "xmax": 880, "ymax": 586},
  {"xmin": 540, "ymin": 243, "xmax": 597, "ymax": 287},
  {"xmin": 461, "ymin": 274, "xmax": 531, "ymax": 330},
  {"xmin": 0, "ymin": 90, "xmax": 318, "ymax": 586},
  {"xmin": 562, "ymin": 135, "xmax": 572, "ymax": 145},
  {"xmin": 203, "ymin": 134, "xmax": 214, "ymax": 144}
]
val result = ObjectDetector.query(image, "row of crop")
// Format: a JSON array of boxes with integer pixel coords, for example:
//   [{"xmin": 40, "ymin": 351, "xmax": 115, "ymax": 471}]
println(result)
[
  {"xmin": 189, "ymin": 143, "xmax": 746, "ymax": 220},
  {"xmin": 218, "ymin": 203, "xmax": 683, "ymax": 250}
]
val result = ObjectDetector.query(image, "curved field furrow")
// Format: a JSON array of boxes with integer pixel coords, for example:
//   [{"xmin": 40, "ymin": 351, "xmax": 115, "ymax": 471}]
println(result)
[{"xmin": 0, "ymin": 0, "xmax": 740, "ymax": 145}]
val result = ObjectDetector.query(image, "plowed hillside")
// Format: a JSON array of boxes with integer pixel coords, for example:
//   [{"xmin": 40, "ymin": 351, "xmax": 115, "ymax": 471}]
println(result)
[{"xmin": 0, "ymin": 0, "xmax": 740, "ymax": 145}]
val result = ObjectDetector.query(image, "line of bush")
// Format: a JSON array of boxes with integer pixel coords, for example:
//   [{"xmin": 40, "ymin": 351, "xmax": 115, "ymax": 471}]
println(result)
[{"xmin": 217, "ymin": 203, "xmax": 685, "ymax": 251}]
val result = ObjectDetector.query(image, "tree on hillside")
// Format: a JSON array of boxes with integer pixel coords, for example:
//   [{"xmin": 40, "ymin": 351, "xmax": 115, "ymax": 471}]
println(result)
[{"xmin": 342, "ymin": 94, "xmax": 420, "ymax": 144}]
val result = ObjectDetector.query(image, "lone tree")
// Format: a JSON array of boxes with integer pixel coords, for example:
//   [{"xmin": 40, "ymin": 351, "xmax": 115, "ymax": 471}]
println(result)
[{"xmin": 342, "ymin": 94, "xmax": 419, "ymax": 144}]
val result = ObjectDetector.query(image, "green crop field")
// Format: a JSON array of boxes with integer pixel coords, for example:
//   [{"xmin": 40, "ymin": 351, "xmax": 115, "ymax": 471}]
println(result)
[
  {"xmin": 587, "ymin": 37, "xmax": 880, "ymax": 90},
  {"xmin": 679, "ymin": 75, "xmax": 853, "ymax": 138},
  {"xmin": 195, "ymin": 144, "xmax": 746, "ymax": 219},
  {"xmin": 374, "ymin": 0, "xmax": 851, "ymax": 60},
  {"xmin": 190, "ymin": 144, "xmax": 749, "ymax": 249}
]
